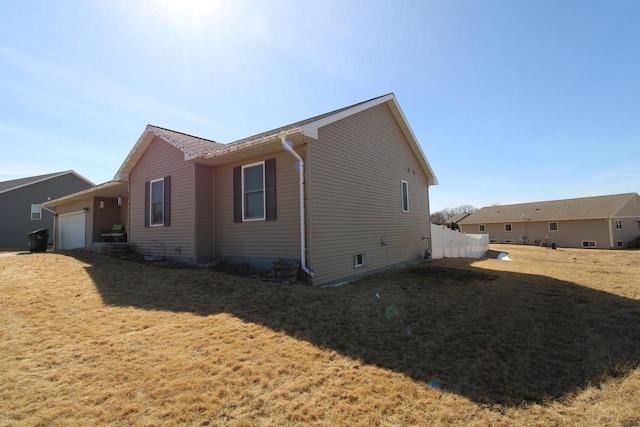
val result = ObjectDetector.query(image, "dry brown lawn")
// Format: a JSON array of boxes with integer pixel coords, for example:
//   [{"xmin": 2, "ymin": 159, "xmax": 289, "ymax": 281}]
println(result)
[{"xmin": 1, "ymin": 244, "xmax": 639, "ymax": 426}]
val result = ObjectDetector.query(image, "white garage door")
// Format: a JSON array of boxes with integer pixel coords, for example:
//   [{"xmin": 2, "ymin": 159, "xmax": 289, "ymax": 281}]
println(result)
[{"xmin": 58, "ymin": 211, "xmax": 86, "ymax": 250}]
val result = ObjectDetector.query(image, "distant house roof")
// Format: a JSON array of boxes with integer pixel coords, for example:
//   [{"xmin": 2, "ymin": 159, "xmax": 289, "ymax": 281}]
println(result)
[
  {"xmin": 447, "ymin": 213, "xmax": 471, "ymax": 224},
  {"xmin": 0, "ymin": 171, "xmax": 94, "ymax": 196},
  {"xmin": 42, "ymin": 180, "xmax": 128, "ymax": 210},
  {"xmin": 459, "ymin": 193, "xmax": 640, "ymax": 224},
  {"xmin": 115, "ymin": 93, "xmax": 438, "ymax": 185}
]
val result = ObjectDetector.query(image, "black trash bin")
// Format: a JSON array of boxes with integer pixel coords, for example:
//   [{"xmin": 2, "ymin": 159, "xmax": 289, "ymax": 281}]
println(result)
[{"xmin": 27, "ymin": 228, "xmax": 49, "ymax": 252}]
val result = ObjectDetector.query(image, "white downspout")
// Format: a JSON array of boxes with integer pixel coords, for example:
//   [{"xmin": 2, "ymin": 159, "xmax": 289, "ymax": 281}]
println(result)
[
  {"xmin": 608, "ymin": 218, "xmax": 614, "ymax": 249},
  {"xmin": 281, "ymin": 136, "xmax": 314, "ymax": 278}
]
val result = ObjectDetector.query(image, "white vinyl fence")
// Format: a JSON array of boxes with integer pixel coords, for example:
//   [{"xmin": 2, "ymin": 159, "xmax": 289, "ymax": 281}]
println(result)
[{"xmin": 430, "ymin": 224, "xmax": 489, "ymax": 259}]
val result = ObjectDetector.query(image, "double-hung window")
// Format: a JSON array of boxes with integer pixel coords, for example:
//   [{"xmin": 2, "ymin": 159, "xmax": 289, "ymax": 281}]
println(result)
[
  {"xmin": 401, "ymin": 181, "xmax": 409, "ymax": 212},
  {"xmin": 233, "ymin": 158, "xmax": 276, "ymax": 223},
  {"xmin": 615, "ymin": 220, "xmax": 622, "ymax": 230},
  {"xmin": 144, "ymin": 176, "xmax": 170, "ymax": 228},
  {"xmin": 243, "ymin": 162, "xmax": 265, "ymax": 221},
  {"xmin": 31, "ymin": 204, "xmax": 42, "ymax": 220},
  {"xmin": 150, "ymin": 178, "xmax": 165, "ymax": 226}
]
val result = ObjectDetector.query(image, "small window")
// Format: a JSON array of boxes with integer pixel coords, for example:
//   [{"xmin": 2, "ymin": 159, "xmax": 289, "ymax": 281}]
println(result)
[
  {"xmin": 243, "ymin": 162, "xmax": 265, "ymax": 221},
  {"xmin": 504, "ymin": 239, "xmax": 515, "ymax": 244},
  {"xmin": 401, "ymin": 181, "xmax": 409, "ymax": 212},
  {"xmin": 490, "ymin": 239, "xmax": 499, "ymax": 243},
  {"xmin": 150, "ymin": 178, "xmax": 165, "ymax": 226},
  {"xmin": 549, "ymin": 222, "xmax": 558, "ymax": 231},
  {"xmin": 616, "ymin": 240, "xmax": 623, "ymax": 248},
  {"xmin": 505, "ymin": 224, "xmax": 512, "ymax": 232},
  {"xmin": 582, "ymin": 241, "xmax": 597, "ymax": 248},
  {"xmin": 479, "ymin": 224, "xmax": 486, "ymax": 232},
  {"xmin": 354, "ymin": 253, "xmax": 367, "ymax": 268},
  {"xmin": 615, "ymin": 220, "xmax": 622, "ymax": 230},
  {"xmin": 31, "ymin": 204, "xmax": 42, "ymax": 220}
]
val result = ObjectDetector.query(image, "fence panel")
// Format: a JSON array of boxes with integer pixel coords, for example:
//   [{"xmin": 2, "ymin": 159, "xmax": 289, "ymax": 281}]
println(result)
[{"xmin": 430, "ymin": 224, "xmax": 489, "ymax": 260}]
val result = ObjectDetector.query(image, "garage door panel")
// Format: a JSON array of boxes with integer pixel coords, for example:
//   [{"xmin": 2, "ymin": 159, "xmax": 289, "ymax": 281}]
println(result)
[{"xmin": 59, "ymin": 211, "xmax": 86, "ymax": 249}]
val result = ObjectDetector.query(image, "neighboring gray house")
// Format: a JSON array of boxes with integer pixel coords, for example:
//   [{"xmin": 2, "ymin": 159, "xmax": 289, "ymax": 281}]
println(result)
[
  {"xmin": 0, "ymin": 171, "xmax": 94, "ymax": 249},
  {"xmin": 458, "ymin": 193, "xmax": 640, "ymax": 249},
  {"xmin": 44, "ymin": 93, "xmax": 438, "ymax": 286}
]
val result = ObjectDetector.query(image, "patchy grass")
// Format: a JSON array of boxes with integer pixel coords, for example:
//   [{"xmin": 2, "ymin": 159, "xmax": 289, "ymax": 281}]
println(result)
[{"xmin": 1, "ymin": 244, "xmax": 639, "ymax": 426}]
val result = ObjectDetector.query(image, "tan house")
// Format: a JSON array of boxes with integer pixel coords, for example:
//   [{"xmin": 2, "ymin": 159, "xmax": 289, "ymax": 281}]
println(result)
[
  {"xmin": 44, "ymin": 94, "xmax": 438, "ymax": 286},
  {"xmin": 457, "ymin": 193, "xmax": 640, "ymax": 249}
]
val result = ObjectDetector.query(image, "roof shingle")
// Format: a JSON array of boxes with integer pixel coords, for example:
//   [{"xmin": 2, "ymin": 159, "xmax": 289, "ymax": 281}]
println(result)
[{"xmin": 459, "ymin": 193, "xmax": 639, "ymax": 224}]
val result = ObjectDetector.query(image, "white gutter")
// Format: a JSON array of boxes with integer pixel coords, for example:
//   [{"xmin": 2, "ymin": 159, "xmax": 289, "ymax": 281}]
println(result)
[
  {"xmin": 608, "ymin": 218, "xmax": 614, "ymax": 249},
  {"xmin": 281, "ymin": 136, "xmax": 314, "ymax": 278}
]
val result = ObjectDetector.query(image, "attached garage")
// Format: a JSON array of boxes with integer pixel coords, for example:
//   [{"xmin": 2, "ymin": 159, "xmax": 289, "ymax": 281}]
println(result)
[{"xmin": 57, "ymin": 211, "xmax": 87, "ymax": 250}]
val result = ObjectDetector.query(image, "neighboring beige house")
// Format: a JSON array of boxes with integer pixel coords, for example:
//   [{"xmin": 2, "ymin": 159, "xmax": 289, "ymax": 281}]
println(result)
[
  {"xmin": 44, "ymin": 93, "xmax": 438, "ymax": 286},
  {"xmin": 458, "ymin": 193, "xmax": 640, "ymax": 249}
]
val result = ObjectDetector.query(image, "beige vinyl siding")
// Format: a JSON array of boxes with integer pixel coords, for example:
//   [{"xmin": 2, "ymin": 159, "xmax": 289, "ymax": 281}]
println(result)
[
  {"xmin": 468, "ymin": 219, "xmax": 611, "ymax": 248},
  {"xmin": 612, "ymin": 195, "xmax": 640, "ymax": 247},
  {"xmin": 307, "ymin": 102, "xmax": 430, "ymax": 285},
  {"xmin": 129, "ymin": 137, "xmax": 196, "ymax": 260},
  {"xmin": 214, "ymin": 149, "xmax": 301, "ymax": 261},
  {"xmin": 195, "ymin": 164, "xmax": 214, "ymax": 262}
]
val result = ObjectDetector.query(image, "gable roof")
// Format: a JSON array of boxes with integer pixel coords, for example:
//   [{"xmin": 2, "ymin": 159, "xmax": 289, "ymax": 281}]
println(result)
[
  {"xmin": 115, "ymin": 94, "xmax": 438, "ymax": 185},
  {"xmin": 459, "ymin": 193, "xmax": 640, "ymax": 224},
  {"xmin": 0, "ymin": 171, "xmax": 94, "ymax": 196},
  {"xmin": 447, "ymin": 213, "xmax": 472, "ymax": 224},
  {"xmin": 42, "ymin": 180, "xmax": 128, "ymax": 210}
]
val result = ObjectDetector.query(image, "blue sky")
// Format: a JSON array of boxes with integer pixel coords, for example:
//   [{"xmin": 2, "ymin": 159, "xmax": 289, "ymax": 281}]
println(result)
[{"xmin": 1, "ymin": 0, "xmax": 638, "ymax": 211}]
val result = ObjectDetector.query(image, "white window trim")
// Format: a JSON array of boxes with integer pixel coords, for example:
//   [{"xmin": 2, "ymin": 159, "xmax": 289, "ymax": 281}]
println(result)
[
  {"xmin": 549, "ymin": 222, "xmax": 559, "ymax": 232},
  {"xmin": 504, "ymin": 223, "xmax": 513, "ymax": 232},
  {"xmin": 582, "ymin": 240, "xmax": 597, "ymax": 248},
  {"xmin": 242, "ymin": 161, "xmax": 266, "ymax": 222},
  {"xmin": 150, "ymin": 178, "xmax": 165, "ymax": 227},
  {"xmin": 504, "ymin": 239, "xmax": 515, "ymax": 244},
  {"xmin": 31, "ymin": 204, "xmax": 42, "ymax": 220},
  {"xmin": 479, "ymin": 224, "xmax": 486, "ymax": 232},
  {"xmin": 615, "ymin": 220, "xmax": 622, "ymax": 230},
  {"xmin": 490, "ymin": 238, "xmax": 499, "ymax": 243},
  {"xmin": 616, "ymin": 240, "xmax": 623, "ymax": 248},
  {"xmin": 401, "ymin": 180, "xmax": 409, "ymax": 212}
]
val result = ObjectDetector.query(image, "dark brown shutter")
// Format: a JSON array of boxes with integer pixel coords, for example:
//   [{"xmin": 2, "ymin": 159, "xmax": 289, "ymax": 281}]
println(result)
[
  {"xmin": 265, "ymin": 158, "xmax": 276, "ymax": 221},
  {"xmin": 144, "ymin": 180, "xmax": 150, "ymax": 228},
  {"xmin": 163, "ymin": 176, "xmax": 171, "ymax": 226},
  {"xmin": 233, "ymin": 166, "xmax": 242, "ymax": 223}
]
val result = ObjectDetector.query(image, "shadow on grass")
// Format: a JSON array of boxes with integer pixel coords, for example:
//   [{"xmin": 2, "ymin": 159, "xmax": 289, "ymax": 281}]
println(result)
[{"xmin": 74, "ymin": 252, "xmax": 640, "ymax": 406}]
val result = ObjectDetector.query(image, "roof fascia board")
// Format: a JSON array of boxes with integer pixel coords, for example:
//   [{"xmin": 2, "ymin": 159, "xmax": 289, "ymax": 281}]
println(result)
[
  {"xmin": 149, "ymin": 127, "xmax": 200, "ymax": 160},
  {"xmin": 299, "ymin": 94, "xmax": 438, "ymax": 185},
  {"xmin": 386, "ymin": 98, "xmax": 438, "ymax": 185},
  {"xmin": 42, "ymin": 180, "xmax": 128, "ymax": 208},
  {"xmin": 204, "ymin": 128, "xmax": 303, "ymax": 159},
  {"xmin": 0, "ymin": 171, "xmax": 94, "ymax": 196},
  {"xmin": 299, "ymin": 94, "xmax": 395, "ymax": 140},
  {"xmin": 115, "ymin": 126, "xmax": 200, "ymax": 180}
]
